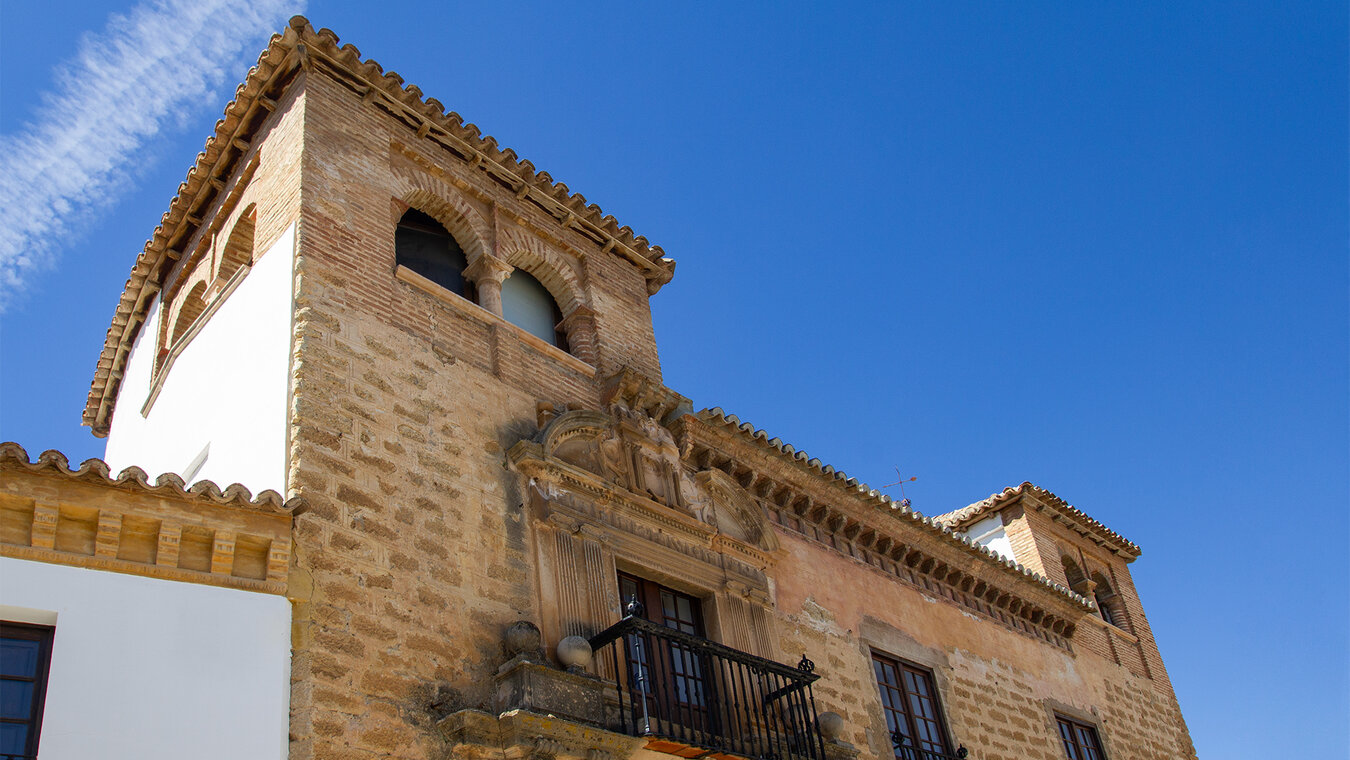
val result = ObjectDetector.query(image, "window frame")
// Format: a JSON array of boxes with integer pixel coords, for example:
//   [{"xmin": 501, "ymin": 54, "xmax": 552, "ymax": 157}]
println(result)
[
  {"xmin": 1055, "ymin": 713, "xmax": 1107, "ymax": 760},
  {"xmin": 394, "ymin": 207, "xmax": 476, "ymax": 302},
  {"xmin": 617, "ymin": 571, "xmax": 706, "ymax": 636},
  {"xmin": 500, "ymin": 268, "xmax": 569, "ymax": 351},
  {"xmin": 1, "ymin": 622, "xmax": 55, "ymax": 760},
  {"xmin": 871, "ymin": 651, "xmax": 955, "ymax": 759}
]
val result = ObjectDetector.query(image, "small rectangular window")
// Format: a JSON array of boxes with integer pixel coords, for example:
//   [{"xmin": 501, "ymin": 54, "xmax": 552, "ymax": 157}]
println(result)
[
  {"xmin": 872, "ymin": 652, "xmax": 954, "ymax": 758},
  {"xmin": 1, "ymin": 623, "xmax": 55, "ymax": 759},
  {"xmin": 1056, "ymin": 714, "xmax": 1106, "ymax": 760}
]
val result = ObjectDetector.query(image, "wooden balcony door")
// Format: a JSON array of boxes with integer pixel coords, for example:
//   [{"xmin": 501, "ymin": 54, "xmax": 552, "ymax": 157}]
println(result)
[{"xmin": 618, "ymin": 572, "xmax": 711, "ymax": 732}]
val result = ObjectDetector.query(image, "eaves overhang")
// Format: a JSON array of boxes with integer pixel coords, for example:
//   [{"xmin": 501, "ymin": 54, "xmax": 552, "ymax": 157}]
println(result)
[
  {"xmin": 84, "ymin": 15, "xmax": 675, "ymax": 436},
  {"xmin": 935, "ymin": 482, "xmax": 1142, "ymax": 560},
  {"xmin": 0, "ymin": 442, "xmax": 307, "ymax": 516},
  {"xmin": 684, "ymin": 409, "xmax": 1097, "ymax": 617}
]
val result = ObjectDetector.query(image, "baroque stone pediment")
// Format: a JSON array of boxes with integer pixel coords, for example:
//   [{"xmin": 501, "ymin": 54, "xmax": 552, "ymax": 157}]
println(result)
[{"xmin": 508, "ymin": 373, "xmax": 777, "ymax": 570}]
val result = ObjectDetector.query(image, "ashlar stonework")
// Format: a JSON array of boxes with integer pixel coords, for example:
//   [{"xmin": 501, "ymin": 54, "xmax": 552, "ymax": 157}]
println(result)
[{"xmin": 69, "ymin": 15, "xmax": 1196, "ymax": 760}]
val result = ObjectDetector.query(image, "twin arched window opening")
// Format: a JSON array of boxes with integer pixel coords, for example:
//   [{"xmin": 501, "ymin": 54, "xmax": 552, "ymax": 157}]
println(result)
[
  {"xmin": 396, "ymin": 208, "xmax": 569, "ymax": 352},
  {"xmin": 1060, "ymin": 555, "xmax": 1129, "ymax": 631}
]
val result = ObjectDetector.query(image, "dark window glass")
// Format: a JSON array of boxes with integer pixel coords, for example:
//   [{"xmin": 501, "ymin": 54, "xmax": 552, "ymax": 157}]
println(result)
[
  {"xmin": 617, "ymin": 573, "xmax": 707, "ymax": 712},
  {"xmin": 395, "ymin": 209, "xmax": 472, "ymax": 298},
  {"xmin": 1094, "ymin": 591, "xmax": 1117, "ymax": 626},
  {"xmin": 500, "ymin": 269, "xmax": 568, "ymax": 350},
  {"xmin": 1056, "ymin": 715, "xmax": 1106, "ymax": 760},
  {"xmin": 1, "ymin": 623, "xmax": 54, "ymax": 759},
  {"xmin": 872, "ymin": 653, "xmax": 952, "ymax": 758}
]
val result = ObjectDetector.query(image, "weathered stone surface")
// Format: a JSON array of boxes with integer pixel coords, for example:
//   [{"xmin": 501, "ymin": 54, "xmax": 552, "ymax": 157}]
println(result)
[
  {"xmin": 66, "ymin": 14, "xmax": 1197, "ymax": 760},
  {"xmin": 493, "ymin": 660, "xmax": 607, "ymax": 727}
]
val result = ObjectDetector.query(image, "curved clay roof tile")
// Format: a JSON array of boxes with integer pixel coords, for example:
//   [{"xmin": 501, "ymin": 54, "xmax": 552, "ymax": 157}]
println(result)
[
  {"xmin": 691, "ymin": 409, "xmax": 1094, "ymax": 609},
  {"xmin": 0, "ymin": 442, "xmax": 305, "ymax": 516}
]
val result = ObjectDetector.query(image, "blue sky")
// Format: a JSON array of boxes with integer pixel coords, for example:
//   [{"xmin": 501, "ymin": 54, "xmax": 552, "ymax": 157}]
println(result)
[{"xmin": 1, "ymin": 1, "xmax": 1346, "ymax": 756}]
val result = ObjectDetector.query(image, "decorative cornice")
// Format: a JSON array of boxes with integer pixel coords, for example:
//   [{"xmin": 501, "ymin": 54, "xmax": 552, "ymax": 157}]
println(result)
[
  {"xmin": 0, "ymin": 443, "xmax": 299, "ymax": 594},
  {"xmin": 691, "ymin": 409, "xmax": 1088, "ymax": 599},
  {"xmin": 682, "ymin": 410, "xmax": 1095, "ymax": 646}
]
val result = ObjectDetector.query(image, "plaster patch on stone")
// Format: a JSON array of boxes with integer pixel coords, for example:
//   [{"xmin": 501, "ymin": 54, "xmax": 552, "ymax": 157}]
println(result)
[{"xmin": 798, "ymin": 595, "xmax": 845, "ymax": 636}]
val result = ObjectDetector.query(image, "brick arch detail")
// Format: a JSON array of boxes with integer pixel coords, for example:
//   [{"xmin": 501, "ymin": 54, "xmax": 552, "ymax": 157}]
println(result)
[
  {"xmin": 216, "ymin": 204, "xmax": 256, "ymax": 283},
  {"xmin": 170, "ymin": 281, "xmax": 208, "ymax": 347},
  {"xmin": 496, "ymin": 224, "xmax": 585, "ymax": 315},
  {"xmin": 391, "ymin": 170, "xmax": 492, "ymax": 265}
]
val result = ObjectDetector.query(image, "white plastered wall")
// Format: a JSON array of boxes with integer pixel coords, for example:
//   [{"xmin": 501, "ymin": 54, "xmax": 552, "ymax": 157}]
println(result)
[
  {"xmin": 103, "ymin": 224, "xmax": 295, "ymax": 495},
  {"xmin": 965, "ymin": 513, "xmax": 1015, "ymax": 562},
  {"xmin": 0, "ymin": 558, "xmax": 291, "ymax": 760}
]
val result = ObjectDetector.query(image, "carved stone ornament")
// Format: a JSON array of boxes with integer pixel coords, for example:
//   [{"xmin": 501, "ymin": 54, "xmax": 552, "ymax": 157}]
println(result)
[{"xmin": 504, "ymin": 621, "xmax": 544, "ymax": 661}]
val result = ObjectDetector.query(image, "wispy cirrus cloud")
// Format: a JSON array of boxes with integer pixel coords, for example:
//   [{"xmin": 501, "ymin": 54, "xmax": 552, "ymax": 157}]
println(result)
[{"xmin": 0, "ymin": 0, "xmax": 304, "ymax": 311}]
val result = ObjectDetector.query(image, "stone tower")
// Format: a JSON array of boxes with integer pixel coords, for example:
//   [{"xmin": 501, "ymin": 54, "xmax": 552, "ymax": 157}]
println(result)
[{"xmin": 82, "ymin": 16, "xmax": 1197, "ymax": 760}]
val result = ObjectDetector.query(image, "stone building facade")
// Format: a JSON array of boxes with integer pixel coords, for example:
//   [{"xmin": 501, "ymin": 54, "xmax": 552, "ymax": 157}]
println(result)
[{"xmin": 13, "ymin": 15, "xmax": 1198, "ymax": 760}]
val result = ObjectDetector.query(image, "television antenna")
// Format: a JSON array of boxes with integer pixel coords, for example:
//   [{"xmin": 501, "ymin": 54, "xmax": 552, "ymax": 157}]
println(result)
[{"xmin": 882, "ymin": 467, "xmax": 917, "ymax": 509}]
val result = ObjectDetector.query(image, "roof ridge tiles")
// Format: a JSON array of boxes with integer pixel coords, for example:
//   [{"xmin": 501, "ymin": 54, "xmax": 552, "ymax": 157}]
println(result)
[
  {"xmin": 0, "ymin": 442, "xmax": 306, "ymax": 516},
  {"xmin": 934, "ymin": 481, "xmax": 1141, "ymax": 557}
]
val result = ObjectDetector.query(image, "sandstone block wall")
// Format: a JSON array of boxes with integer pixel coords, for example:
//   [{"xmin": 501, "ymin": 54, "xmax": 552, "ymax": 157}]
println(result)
[
  {"xmin": 285, "ymin": 67, "xmax": 665, "ymax": 760},
  {"xmin": 261, "ymin": 47, "xmax": 1194, "ymax": 760}
]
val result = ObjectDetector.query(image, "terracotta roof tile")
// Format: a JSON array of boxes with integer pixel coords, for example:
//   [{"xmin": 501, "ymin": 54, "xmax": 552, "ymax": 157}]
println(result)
[
  {"xmin": 694, "ymin": 409, "xmax": 1094, "ymax": 609},
  {"xmin": 0, "ymin": 442, "xmax": 306, "ymax": 516},
  {"xmin": 84, "ymin": 15, "xmax": 675, "ymax": 435},
  {"xmin": 935, "ymin": 482, "xmax": 1141, "ymax": 558}
]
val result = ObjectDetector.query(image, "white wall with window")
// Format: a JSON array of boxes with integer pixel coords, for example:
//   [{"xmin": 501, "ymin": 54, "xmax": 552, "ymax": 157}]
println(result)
[
  {"xmin": 0, "ymin": 558, "xmax": 291, "ymax": 760},
  {"xmin": 103, "ymin": 224, "xmax": 295, "ymax": 496}
]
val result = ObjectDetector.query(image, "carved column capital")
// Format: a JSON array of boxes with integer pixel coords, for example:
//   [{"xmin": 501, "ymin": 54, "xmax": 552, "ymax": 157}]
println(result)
[
  {"xmin": 558, "ymin": 305, "xmax": 599, "ymax": 366},
  {"xmin": 465, "ymin": 255, "xmax": 514, "ymax": 316},
  {"xmin": 464, "ymin": 253, "xmax": 515, "ymax": 284}
]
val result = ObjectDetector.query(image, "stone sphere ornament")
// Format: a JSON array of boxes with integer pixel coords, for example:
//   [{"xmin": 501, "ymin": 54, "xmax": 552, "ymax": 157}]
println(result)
[
  {"xmin": 504, "ymin": 620, "xmax": 543, "ymax": 658},
  {"xmin": 556, "ymin": 635, "xmax": 593, "ymax": 671},
  {"xmin": 816, "ymin": 711, "xmax": 845, "ymax": 743}
]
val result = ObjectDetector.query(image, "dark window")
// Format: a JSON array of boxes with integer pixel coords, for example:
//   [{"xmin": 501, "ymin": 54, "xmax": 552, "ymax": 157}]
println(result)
[
  {"xmin": 396, "ymin": 208, "xmax": 473, "ymax": 299},
  {"xmin": 1093, "ymin": 590, "xmax": 1117, "ymax": 626},
  {"xmin": 620, "ymin": 572, "xmax": 703, "ymax": 635},
  {"xmin": 1, "ymin": 623, "xmax": 54, "ymax": 760},
  {"xmin": 1056, "ymin": 714, "xmax": 1106, "ymax": 760},
  {"xmin": 872, "ymin": 653, "xmax": 953, "ymax": 759},
  {"xmin": 501, "ymin": 269, "xmax": 568, "ymax": 351},
  {"xmin": 1090, "ymin": 573, "xmax": 1127, "ymax": 631},
  {"xmin": 618, "ymin": 573, "xmax": 707, "ymax": 715}
]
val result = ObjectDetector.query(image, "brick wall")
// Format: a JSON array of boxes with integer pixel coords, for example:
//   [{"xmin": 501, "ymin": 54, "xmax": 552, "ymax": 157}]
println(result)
[
  {"xmin": 773, "ymin": 531, "xmax": 1196, "ymax": 760},
  {"xmin": 284, "ymin": 67, "xmax": 664, "ymax": 760}
]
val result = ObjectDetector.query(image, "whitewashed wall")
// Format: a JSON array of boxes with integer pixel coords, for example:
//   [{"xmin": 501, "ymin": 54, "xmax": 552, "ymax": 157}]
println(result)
[
  {"xmin": 965, "ymin": 513, "xmax": 1015, "ymax": 562},
  {"xmin": 103, "ymin": 224, "xmax": 295, "ymax": 496},
  {"xmin": 0, "ymin": 558, "xmax": 291, "ymax": 760}
]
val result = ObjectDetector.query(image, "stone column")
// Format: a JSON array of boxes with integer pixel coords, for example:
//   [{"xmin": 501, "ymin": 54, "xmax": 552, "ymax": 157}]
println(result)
[
  {"xmin": 464, "ymin": 255, "xmax": 514, "ymax": 316},
  {"xmin": 557, "ymin": 304, "xmax": 598, "ymax": 365}
]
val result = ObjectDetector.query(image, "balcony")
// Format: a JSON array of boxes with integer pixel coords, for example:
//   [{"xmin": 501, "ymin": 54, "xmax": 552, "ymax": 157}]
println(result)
[
  {"xmin": 891, "ymin": 734, "xmax": 969, "ymax": 760},
  {"xmin": 588, "ymin": 613, "xmax": 827, "ymax": 760}
]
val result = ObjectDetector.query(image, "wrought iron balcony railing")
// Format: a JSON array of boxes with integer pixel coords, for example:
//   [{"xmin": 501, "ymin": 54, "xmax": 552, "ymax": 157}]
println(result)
[
  {"xmin": 892, "ymin": 732, "xmax": 969, "ymax": 760},
  {"xmin": 590, "ymin": 613, "xmax": 827, "ymax": 760}
]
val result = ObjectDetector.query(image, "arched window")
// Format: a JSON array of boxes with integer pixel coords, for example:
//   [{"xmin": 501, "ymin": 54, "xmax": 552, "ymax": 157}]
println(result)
[
  {"xmin": 1060, "ymin": 556, "xmax": 1088, "ymax": 594},
  {"xmin": 395, "ymin": 208, "xmax": 473, "ymax": 299},
  {"xmin": 172, "ymin": 282, "xmax": 208, "ymax": 347},
  {"xmin": 501, "ymin": 269, "xmax": 568, "ymax": 351},
  {"xmin": 1091, "ymin": 572, "xmax": 1127, "ymax": 629},
  {"xmin": 217, "ymin": 207, "xmax": 255, "ymax": 284}
]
